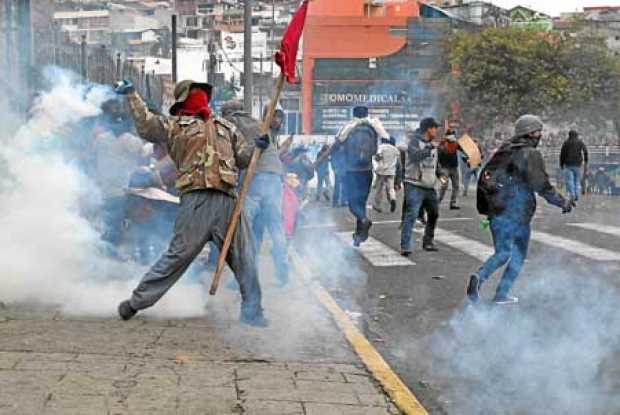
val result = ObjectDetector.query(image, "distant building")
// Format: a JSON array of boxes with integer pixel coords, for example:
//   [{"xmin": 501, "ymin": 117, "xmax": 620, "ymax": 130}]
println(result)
[
  {"xmin": 302, "ymin": 0, "xmax": 461, "ymax": 135},
  {"xmin": 443, "ymin": 1, "xmax": 510, "ymax": 27},
  {"xmin": 53, "ymin": 9, "xmax": 112, "ymax": 44},
  {"xmin": 553, "ymin": 6, "xmax": 620, "ymax": 56},
  {"xmin": 509, "ymin": 5, "xmax": 553, "ymax": 32}
]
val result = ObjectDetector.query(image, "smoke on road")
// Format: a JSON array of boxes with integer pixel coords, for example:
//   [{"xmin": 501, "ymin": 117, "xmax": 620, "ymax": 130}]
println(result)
[
  {"xmin": 0, "ymin": 68, "xmax": 207, "ymax": 318},
  {"xmin": 412, "ymin": 264, "xmax": 620, "ymax": 414}
]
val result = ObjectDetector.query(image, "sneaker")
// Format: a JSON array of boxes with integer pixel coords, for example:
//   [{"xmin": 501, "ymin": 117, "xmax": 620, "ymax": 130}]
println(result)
[
  {"xmin": 240, "ymin": 311, "xmax": 269, "ymax": 328},
  {"xmin": 450, "ymin": 205, "xmax": 461, "ymax": 210},
  {"xmin": 400, "ymin": 250, "xmax": 412, "ymax": 257},
  {"xmin": 118, "ymin": 300, "xmax": 137, "ymax": 321},
  {"xmin": 493, "ymin": 295, "xmax": 519, "ymax": 305},
  {"xmin": 466, "ymin": 274, "xmax": 481, "ymax": 303},
  {"xmin": 359, "ymin": 219, "xmax": 372, "ymax": 242},
  {"xmin": 390, "ymin": 199, "xmax": 397, "ymax": 213},
  {"xmin": 422, "ymin": 242, "xmax": 438, "ymax": 252}
]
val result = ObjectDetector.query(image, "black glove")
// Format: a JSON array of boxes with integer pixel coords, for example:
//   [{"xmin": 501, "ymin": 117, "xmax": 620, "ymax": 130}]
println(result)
[
  {"xmin": 254, "ymin": 134, "xmax": 270, "ymax": 150},
  {"xmin": 562, "ymin": 198, "xmax": 576, "ymax": 214},
  {"xmin": 114, "ymin": 80, "xmax": 135, "ymax": 95}
]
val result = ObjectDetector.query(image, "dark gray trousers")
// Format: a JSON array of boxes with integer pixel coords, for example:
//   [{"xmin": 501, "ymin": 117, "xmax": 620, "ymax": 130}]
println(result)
[
  {"xmin": 438, "ymin": 167, "xmax": 460, "ymax": 206},
  {"xmin": 129, "ymin": 190, "xmax": 262, "ymax": 316}
]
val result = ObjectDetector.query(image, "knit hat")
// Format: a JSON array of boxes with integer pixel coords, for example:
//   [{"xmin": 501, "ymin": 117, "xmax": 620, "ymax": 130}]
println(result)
[{"xmin": 514, "ymin": 115, "xmax": 543, "ymax": 138}]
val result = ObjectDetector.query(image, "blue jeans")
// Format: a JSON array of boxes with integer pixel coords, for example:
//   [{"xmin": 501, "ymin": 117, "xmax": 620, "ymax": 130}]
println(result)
[
  {"xmin": 462, "ymin": 166, "xmax": 479, "ymax": 195},
  {"xmin": 345, "ymin": 170, "xmax": 373, "ymax": 222},
  {"xmin": 478, "ymin": 215, "xmax": 531, "ymax": 298},
  {"xmin": 333, "ymin": 172, "xmax": 347, "ymax": 206},
  {"xmin": 400, "ymin": 184, "xmax": 438, "ymax": 251},
  {"xmin": 564, "ymin": 166, "xmax": 581, "ymax": 200},
  {"xmin": 316, "ymin": 173, "xmax": 330, "ymax": 201},
  {"xmin": 245, "ymin": 172, "xmax": 289, "ymax": 285}
]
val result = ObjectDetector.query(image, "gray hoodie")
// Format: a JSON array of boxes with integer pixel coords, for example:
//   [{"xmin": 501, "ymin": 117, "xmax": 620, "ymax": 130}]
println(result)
[{"xmin": 402, "ymin": 129, "xmax": 438, "ymax": 189}]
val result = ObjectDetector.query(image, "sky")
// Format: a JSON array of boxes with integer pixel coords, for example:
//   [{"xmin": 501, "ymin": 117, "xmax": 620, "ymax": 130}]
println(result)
[{"xmin": 487, "ymin": 0, "xmax": 620, "ymax": 17}]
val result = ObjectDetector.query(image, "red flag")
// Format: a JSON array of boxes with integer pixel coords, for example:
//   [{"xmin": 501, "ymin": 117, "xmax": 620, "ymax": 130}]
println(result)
[{"xmin": 275, "ymin": 0, "xmax": 309, "ymax": 84}]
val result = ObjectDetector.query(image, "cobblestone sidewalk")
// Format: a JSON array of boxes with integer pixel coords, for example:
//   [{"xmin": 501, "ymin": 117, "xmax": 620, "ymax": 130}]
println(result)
[{"xmin": 0, "ymin": 266, "xmax": 400, "ymax": 415}]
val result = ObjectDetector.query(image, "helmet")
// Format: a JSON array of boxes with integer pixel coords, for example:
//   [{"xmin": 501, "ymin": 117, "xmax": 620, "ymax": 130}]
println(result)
[
  {"xmin": 169, "ymin": 80, "xmax": 213, "ymax": 116},
  {"xmin": 514, "ymin": 115, "xmax": 543, "ymax": 138}
]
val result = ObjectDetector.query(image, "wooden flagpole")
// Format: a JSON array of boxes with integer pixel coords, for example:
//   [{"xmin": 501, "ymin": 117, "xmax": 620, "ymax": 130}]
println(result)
[{"xmin": 209, "ymin": 73, "xmax": 286, "ymax": 295}]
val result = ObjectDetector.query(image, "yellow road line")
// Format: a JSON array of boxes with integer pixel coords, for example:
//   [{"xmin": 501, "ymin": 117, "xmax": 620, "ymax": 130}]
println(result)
[{"xmin": 291, "ymin": 254, "xmax": 429, "ymax": 415}]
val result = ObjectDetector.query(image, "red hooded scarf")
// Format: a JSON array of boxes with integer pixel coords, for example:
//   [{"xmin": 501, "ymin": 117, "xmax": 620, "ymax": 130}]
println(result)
[{"xmin": 177, "ymin": 89, "xmax": 212, "ymax": 121}]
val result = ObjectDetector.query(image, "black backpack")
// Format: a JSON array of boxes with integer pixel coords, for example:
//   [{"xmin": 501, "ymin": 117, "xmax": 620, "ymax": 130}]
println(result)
[
  {"xmin": 477, "ymin": 144, "xmax": 515, "ymax": 215},
  {"xmin": 343, "ymin": 123, "xmax": 378, "ymax": 171}
]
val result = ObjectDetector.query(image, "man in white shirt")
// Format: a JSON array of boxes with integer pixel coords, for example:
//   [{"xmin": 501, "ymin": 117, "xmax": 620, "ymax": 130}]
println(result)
[{"xmin": 372, "ymin": 136, "xmax": 400, "ymax": 213}]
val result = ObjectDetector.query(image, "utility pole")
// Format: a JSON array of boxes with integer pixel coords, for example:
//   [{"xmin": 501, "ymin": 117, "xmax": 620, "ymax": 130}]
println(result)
[
  {"xmin": 16, "ymin": 0, "xmax": 31, "ymax": 110},
  {"xmin": 271, "ymin": 0, "xmax": 275, "ymax": 75},
  {"xmin": 4, "ymin": 0, "xmax": 13, "ymax": 87},
  {"xmin": 171, "ymin": 14, "xmax": 177, "ymax": 83},
  {"xmin": 243, "ymin": 0, "xmax": 253, "ymax": 113},
  {"xmin": 80, "ymin": 34, "xmax": 87, "ymax": 79},
  {"xmin": 208, "ymin": 39, "xmax": 217, "ymax": 86}
]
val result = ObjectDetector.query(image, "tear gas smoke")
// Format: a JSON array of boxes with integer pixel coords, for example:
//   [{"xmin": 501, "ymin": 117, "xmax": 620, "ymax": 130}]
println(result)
[
  {"xmin": 404, "ymin": 265, "xmax": 620, "ymax": 414},
  {"xmin": 0, "ymin": 68, "xmax": 207, "ymax": 318}
]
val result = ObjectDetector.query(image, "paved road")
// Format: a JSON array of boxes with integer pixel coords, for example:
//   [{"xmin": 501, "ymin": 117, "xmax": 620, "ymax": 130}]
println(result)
[{"xmin": 298, "ymin": 193, "xmax": 620, "ymax": 415}]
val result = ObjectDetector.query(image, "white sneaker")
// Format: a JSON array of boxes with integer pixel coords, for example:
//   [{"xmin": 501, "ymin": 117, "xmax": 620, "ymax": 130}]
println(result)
[{"xmin": 493, "ymin": 295, "xmax": 519, "ymax": 305}]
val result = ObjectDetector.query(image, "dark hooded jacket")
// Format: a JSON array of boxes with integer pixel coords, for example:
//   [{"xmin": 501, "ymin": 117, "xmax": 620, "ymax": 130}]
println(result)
[
  {"xmin": 477, "ymin": 136, "xmax": 566, "ymax": 223},
  {"xmin": 560, "ymin": 134, "xmax": 588, "ymax": 168}
]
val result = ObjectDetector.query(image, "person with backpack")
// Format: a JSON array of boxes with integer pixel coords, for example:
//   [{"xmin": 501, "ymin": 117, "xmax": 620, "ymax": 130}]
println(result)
[
  {"xmin": 467, "ymin": 115, "xmax": 575, "ymax": 305},
  {"xmin": 560, "ymin": 130, "xmax": 589, "ymax": 201},
  {"xmin": 221, "ymin": 101, "xmax": 290, "ymax": 288},
  {"xmin": 400, "ymin": 117, "xmax": 441, "ymax": 256},
  {"xmin": 333, "ymin": 105, "xmax": 387, "ymax": 246}
]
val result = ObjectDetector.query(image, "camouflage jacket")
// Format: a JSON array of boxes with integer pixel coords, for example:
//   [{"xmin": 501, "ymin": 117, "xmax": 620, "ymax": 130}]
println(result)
[{"xmin": 126, "ymin": 92, "xmax": 254, "ymax": 196}]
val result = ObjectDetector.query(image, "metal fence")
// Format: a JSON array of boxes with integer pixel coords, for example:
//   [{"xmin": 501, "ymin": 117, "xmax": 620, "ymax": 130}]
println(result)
[{"xmin": 43, "ymin": 39, "xmax": 168, "ymax": 110}]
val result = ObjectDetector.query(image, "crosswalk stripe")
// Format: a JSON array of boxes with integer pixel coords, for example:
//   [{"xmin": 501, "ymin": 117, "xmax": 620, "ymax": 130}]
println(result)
[
  {"xmin": 568, "ymin": 222, "xmax": 620, "ymax": 238},
  {"xmin": 414, "ymin": 228, "xmax": 493, "ymax": 261},
  {"xmin": 414, "ymin": 228, "xmax": 620, "ymax": 263},
  {"xmin": 531, "ymin": 231, "xmax": 620, "ymax": 262},
  {"xmin": 336, "ymin": 232, "xmax": 415, "ymax": 267}
]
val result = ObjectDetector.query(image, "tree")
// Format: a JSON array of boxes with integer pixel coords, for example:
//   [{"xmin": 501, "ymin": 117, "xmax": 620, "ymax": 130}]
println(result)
[{"xmin": 447, "ymin": 27, "xmax": 620, "ymax": 136}]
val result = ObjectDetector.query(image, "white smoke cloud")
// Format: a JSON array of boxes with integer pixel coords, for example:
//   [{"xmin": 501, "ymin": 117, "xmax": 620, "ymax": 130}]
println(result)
[
  {"xmin": 0, "ymin": 68, "xmax": 207, "ymax": 318},
  {"xmin": 410, "ymin": 267, "xmax": 620, "ymax": 414}
]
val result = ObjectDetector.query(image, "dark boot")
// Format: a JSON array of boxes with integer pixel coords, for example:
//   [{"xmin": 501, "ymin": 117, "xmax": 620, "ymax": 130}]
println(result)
[
  {"xmin": 118, "ymin": 300, "xmax": 137, "ymax": 321},
  {"xmin": 467, "ymin": 273, "xmax": 481, "ymax": 303}
]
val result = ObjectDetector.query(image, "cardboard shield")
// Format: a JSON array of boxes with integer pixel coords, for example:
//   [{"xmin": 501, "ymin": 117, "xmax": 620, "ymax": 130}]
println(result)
[
  {"xmin": 125, "ymin": 187, "xmax": 180, "ymax": 204},
  {"xmin": 458, "ymin": 134, "xmax": 482, "ymax": 168}
]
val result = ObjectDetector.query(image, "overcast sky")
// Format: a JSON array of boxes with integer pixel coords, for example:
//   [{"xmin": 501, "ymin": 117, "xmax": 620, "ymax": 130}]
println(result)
[{"xmin": 487, "ymin": 0, "xmax": 620, "ymax": 17}]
